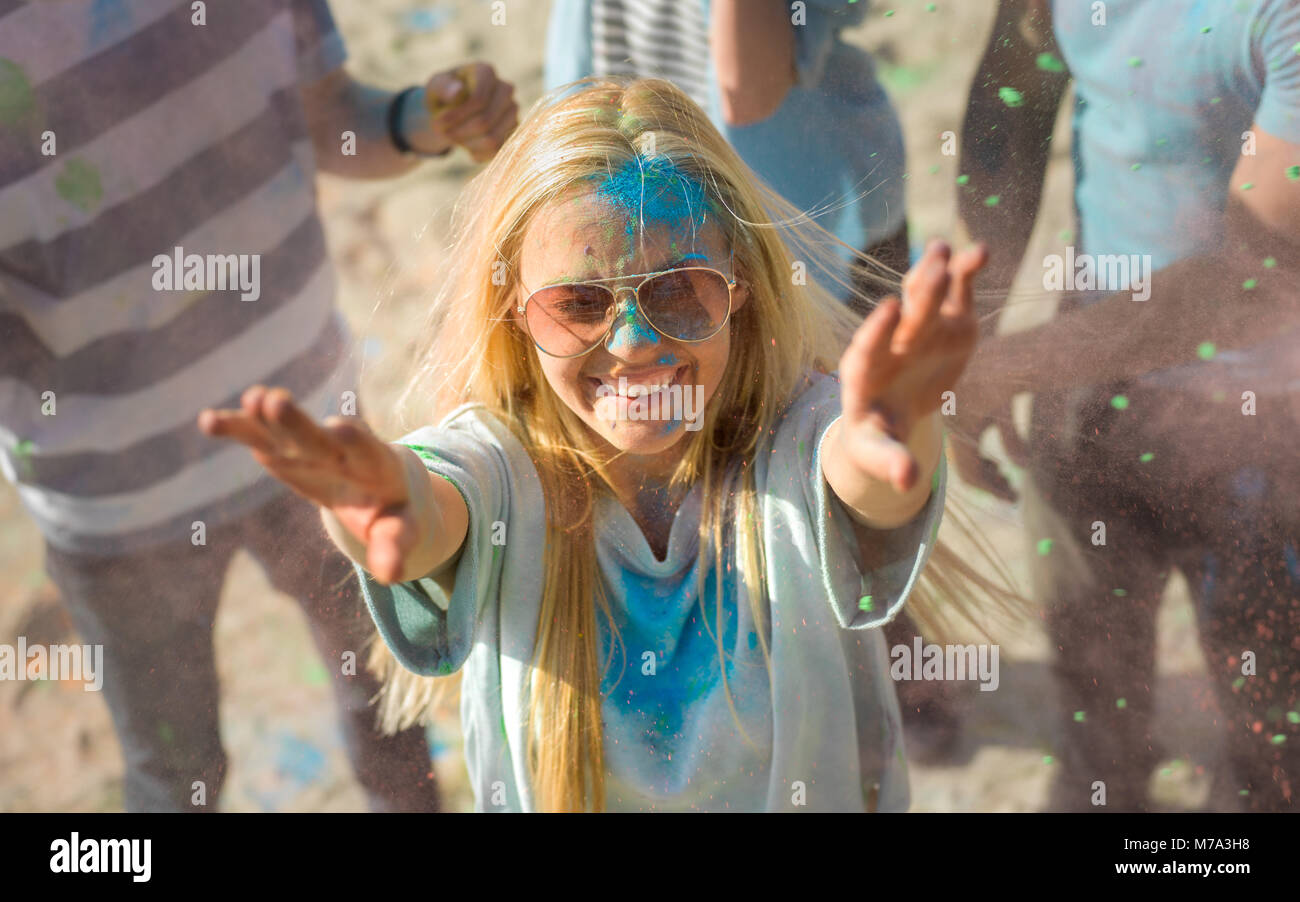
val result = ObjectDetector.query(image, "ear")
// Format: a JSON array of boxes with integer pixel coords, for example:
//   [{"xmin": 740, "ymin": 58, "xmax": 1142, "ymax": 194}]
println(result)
[{"xmin": 730, "ymin": 277, "xmax": 751, "ymax": 314}]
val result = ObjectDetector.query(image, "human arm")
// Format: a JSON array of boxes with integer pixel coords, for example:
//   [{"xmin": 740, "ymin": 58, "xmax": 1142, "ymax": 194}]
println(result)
[
  {"xmin": 710, "ymin": 0, "xmax": 796, "ymax": 126},
  {"xmin": 822, "ymin": 241, "xmax": 985, "ymax": 531},
  {"xmin": 299, "ymin": 63, "xmax": 518, "ymax": 179},
  {"xmin": 196, "ymin": 386, "xmax": 469, "ymax": 586}
]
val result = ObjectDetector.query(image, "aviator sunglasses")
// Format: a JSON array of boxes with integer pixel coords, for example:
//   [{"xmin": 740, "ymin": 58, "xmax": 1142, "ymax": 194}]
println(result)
[{"xmin": 516, "ymin": 256, "xmax": 739, "ymax": 359}]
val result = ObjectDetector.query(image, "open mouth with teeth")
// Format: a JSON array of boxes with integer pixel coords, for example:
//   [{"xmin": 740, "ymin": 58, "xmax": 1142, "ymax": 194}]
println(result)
[{"xmin": 588, "ymin": 364, "xmax": 691, "ymax": 418}]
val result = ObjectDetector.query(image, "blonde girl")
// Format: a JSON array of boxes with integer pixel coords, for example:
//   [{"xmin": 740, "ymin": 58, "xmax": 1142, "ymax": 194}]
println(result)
[{"xmin": 200, "ymin": 76, "xmax": 992, "ymax": 812}]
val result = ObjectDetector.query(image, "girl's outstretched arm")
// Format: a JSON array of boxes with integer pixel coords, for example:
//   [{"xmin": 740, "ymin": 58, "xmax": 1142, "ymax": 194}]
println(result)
[
  {"xmin": 197, "ymin": 386, "xmax": 468, "ymax": 586},
  {"xmin": 822, "ymin": 240, "xmax": 986, "ymax": 530}
]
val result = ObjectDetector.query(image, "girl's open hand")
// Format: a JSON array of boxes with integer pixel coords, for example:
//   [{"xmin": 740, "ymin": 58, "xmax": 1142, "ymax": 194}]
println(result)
[
  {"xmin": 837, "ymin": 240, "xmax": 986, "ymax": 493},
  {"xmin": 197, "ymin": 386, "xmax": 420, "ymax": 583}
]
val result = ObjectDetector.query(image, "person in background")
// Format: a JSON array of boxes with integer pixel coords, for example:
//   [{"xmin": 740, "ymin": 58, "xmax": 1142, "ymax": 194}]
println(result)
[
  {"xmin": 955, "ymin": 0, "xmax": 1300, "ymax": 810},
  {"xmin": 0, "ymin": 0, "xmax": 516, "ymax": 811}
]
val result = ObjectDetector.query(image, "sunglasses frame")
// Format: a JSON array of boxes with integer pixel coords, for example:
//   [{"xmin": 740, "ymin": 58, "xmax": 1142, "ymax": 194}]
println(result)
[{"xmin": 516, "ymin": 263, "xmax": 739, "ymax": 359}]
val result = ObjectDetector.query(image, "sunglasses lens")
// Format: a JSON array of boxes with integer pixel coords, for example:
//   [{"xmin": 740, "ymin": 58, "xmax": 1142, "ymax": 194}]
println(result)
[
  {"xmin": 524, "ymin": 283, "xmax": 614, "ymax": 356},
  {"xmin": 640, "ymin": 269, "xmax": 731, "ymax": 341}
]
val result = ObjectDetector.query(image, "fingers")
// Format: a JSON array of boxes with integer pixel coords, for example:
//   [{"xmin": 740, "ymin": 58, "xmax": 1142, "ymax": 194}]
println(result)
[
  {"xmin": 197, "ymin": 407, "xmax": 276, "ymax": 455},
  {"xmin": 943, "ymin": 243, "xmax": 988, "ymax": 318},
  {"xmin": 840, "ymin": 297, "xmax": 901, "ymax": 421},
  {"xmin": 436, "ymin": 63, "xmax": 517, "ymax": 157},
  {"xmin": 894, "ymin": 240, "xmax": 951, "ymax": 352}
]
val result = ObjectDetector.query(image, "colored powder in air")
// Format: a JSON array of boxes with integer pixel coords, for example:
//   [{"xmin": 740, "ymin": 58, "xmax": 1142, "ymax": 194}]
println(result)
[
  {"xmin": 1130, "ymin": 163, "xmax": 1142, "ymax": 171},
  {"xmin": 1112, "ymin": 588, "xmax": 1127, "ymax": 597},
  {"xmin": 858, "ymin": 595, "xmax": 874, "ymax": 612},
  {"xmin": 1036, "ymin": 538, "xmax": 1053, "ymax": 556},
  {"xmin": 1243, "ymin": 278, "xmax": 1257, "ymax": 290},
  {"xmin": 1128, "ymin": 57, "xmax": 1142, "ymax": 67},
  {"xmin": 926, "ymin": 2, "xmax": 937, "ymax": 10},
  {"xmin": 1286, "ymin": 165, "xmax": 1300, "ymax": 181},
  {"xmin": 1200, "ymin": 26, "xmax": 1212, "ymax": 34},
  {"xmin": 998, "ymin": 87, "xmax": 1024, "ymax": 108},
  {"xmin": 1271, "ymin": 734, "xmax": 1287, "ymax": 745},
  {"xmin": 1240, "ymin": 182, "xmax": 1254, "ymax": 191},
  {"xmin": 1264, "ymin": 257, "xmax": 1277, "ymax": 268},
  {"xmin": 1073, "ymin": 711, "xmax": 1085, "ymax": 723},
  {"xmin": 1042, "ymin": 755, "xmax": 1054, "ymax": 765},
  {"xmin": 956, "ymin": 174, "xmax": 970, "ymax": 186},
  {"xmin": 1139, "ymin": 452, "xmax": 1155, "ymax": 463},
  {"xmin": 1036, "ymin": 52, "xmax": 1065, "ymax": 73},
  {"xmin": 1116, "ymin": 698, "xmax": 1127, "ymax": 709},
  {"xmin": 1110, "ymin": 395, "xmax": 1129, "ymax": 410},
  {"xmin": 1196, "ymin": 341, "xmax": 1216, "ymax": 360},
  {"xmin": 984, "ymin": 195, "xmax": 1000, "ymax": 207},
  {"xmin": 1287, "ymin": 711, "xmax": 1300, "ymax": 724}
]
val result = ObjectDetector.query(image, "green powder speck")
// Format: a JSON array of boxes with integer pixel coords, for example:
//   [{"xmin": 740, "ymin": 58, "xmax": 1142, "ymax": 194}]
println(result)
[
  {"xmin": 1196, "ymin": 341, "xmax": 1217, "ymax": 360},
  {"xmin": 926, "ymin": 2, "xmax": 937, "ymax": 10},
  {"xmin": 1043, "ymin": 755, "xmax": 1054, "ymax": 765},
  {"xmin": 1286, "ymin": 711, "xmax": 1300, "ymax": 724},
  {"xmin": 984, "ymin": 195, "xmax": 1000, "ymax": 207},
  {"xmin": 1073, "ymin": 711, "xmax": 1085, "ymax": 723},
  {"xmin": 1128, "ymin": 56, "xmax": 1142, "ymax": 67},
  {"xmin": 1209, "ymin": 97, "xmax": 1222, "ymax": 105},
  {"xmin": 858, "ymin": 595, "xmax": 874, "ymax": 612},
  {"xmin": 1116, "ymin": 698, "xmax": 1128, "ymax": 709},
  {"xmin": 1110, "ymin": 394, "xmax": 1129, "ymax": 410},
  {"xmin": 1036, "ymin": 52, "xmax": 1065, "ymax": 73},
  {"xmin": 1059, "ymin": 229, "xmax": 1074, "ymax": 242},
  {"xmin": 956, "ymin": 174, "xmax": 970, "ymax": 186},
  {"xmin": 1271, "ymin": 734, "xmax": 1287, "ymax": 745},
  {"xmin": 929, "ymin": 164, "xmax": 940, "ymax": 174},
  {"xmin": 1130, "ymin": 163, "xmax": 1142, "ymax": 171},
  {"xmin": 1155, "ymin": 137, "xmax": 1168, "ymax": 146},
  {"xmin": 884, "ymin": 9, "xmax": 895, "ymax": 17},
  {"xmin": 1243, "ymin": 278, "xmax": 1257, "ymax": 290},
  {"xmin": 1240, "ymin": 182, "xmax": 1254, "ymax": 191},
  {"xmin": 1036, "ymin": 538, "xmax": 1053, "ymax": 556},
  {"xmin": 1263, "ymin": 257, "xmax": 1277, "ymax": 268},
  {"xmin": 1233, "ymin": 676, "xmax": 1247, "ymax": 689},
  {"xmin": 1112, "ymin": 588, "xmax": 1128, "ymax": 597},
  {"xmin": 1239, "ymin": 789, "xmax": 1250, "ymax": 796},
  {"xmin": 1200, "ymin": 26, "xmax": 1212, "ymax": 33},
  {"xmin": 1286, "ymin": 165, "xmax": 1300, "ymax": 181},
  {"xmin": 1139, "ymin": 452, "xmax": 1155, "ymax": 463},
  {"xmin": 0, "ymin": 58, "xmax": 35, "ymax": 124},
  {"xmin": 998, "ymin": 86, "xmax": 1024, "ymax": 108}
]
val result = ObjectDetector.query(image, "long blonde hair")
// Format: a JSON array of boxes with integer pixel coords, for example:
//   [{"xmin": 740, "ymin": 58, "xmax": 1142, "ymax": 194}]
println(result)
[{"xmin": 366, "ymin": 76, "xmax": 1019, "ymax": 811}]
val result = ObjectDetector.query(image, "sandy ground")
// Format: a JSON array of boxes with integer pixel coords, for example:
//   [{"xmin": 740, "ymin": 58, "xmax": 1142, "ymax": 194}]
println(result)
[{"xmin": 0, "ymin": 0, "xmax": 1221, "ymax": 812}]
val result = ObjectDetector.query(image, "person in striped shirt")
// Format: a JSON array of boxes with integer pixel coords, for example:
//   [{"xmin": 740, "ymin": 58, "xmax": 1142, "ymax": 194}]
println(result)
[{"xmin": 0, "ymin": 0, "xmax": 516, "ymax": 811}]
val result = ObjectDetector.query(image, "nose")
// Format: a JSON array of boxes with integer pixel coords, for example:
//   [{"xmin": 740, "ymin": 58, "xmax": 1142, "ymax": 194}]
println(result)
[{"xmin": 604, "ymin": 290, "xmax": 660, "ymax": 355}]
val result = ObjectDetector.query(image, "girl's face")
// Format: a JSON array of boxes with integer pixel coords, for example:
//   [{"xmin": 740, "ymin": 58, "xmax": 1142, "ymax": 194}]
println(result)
[{"xmin": 516, "ymin": 170, "xmax": 748, "ymax": 464}]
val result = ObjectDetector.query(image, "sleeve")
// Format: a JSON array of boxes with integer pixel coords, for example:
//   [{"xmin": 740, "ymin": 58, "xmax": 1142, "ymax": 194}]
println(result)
[
  {"xmin": 289, "ymin": 0, "xmax": 348, "ymax": 84},
  {"xmin": 352, "ymin": 419, "xmax": 510, "ymax": 678},
  {"xmin": 790, "ymin": 0, "xmax": 867, "ymax": 88},
  {"xmin": 544, "ymin": 0, "xmax": 595, "ymax": 92},
  {"xmin": 801, "ymin": 375, "xmax": 947, "ymax": 631},
  {"xmin": 1250, "ymin": 0, "xmax": 1300, "ymax": 142}
]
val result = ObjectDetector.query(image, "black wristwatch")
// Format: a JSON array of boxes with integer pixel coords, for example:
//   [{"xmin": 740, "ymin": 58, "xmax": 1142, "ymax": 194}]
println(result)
[{"xmin": 387, "ymin": 86, "xmax": 452, "ymax": 158}]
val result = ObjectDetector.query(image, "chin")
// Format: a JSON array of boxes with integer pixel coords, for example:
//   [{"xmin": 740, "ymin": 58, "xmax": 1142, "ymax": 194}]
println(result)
[{"xmin": 595, "ymin": 419, "xmax": 694, "ymax": 456}]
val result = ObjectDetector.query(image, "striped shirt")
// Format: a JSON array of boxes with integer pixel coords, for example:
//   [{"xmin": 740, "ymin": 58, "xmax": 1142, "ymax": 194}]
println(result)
[
  {"xmin": 589, "ymin": 0, "xmax": 711, "ymax": 109},
  {"xmin": 0, "ymin": 0, "xmax": 354, "ymax": 555}
]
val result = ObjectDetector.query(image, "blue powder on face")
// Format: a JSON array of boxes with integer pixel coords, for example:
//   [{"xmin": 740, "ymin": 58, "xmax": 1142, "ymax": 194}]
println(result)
[{"xmin": 586, "ymin": 155, "xmax": 711, "ymax": 242}]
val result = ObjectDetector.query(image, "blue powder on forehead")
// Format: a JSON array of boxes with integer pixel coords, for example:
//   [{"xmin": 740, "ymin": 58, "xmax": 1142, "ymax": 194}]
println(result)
[{"xmin": 586, "ymin": 155, "xmax": 712, "ymax": 239}]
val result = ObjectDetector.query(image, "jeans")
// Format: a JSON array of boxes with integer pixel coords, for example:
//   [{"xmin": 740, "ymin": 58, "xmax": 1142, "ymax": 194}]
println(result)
[{"xmin": 43, "ymin": 487, "xmax": 441, "ymax": 812}]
